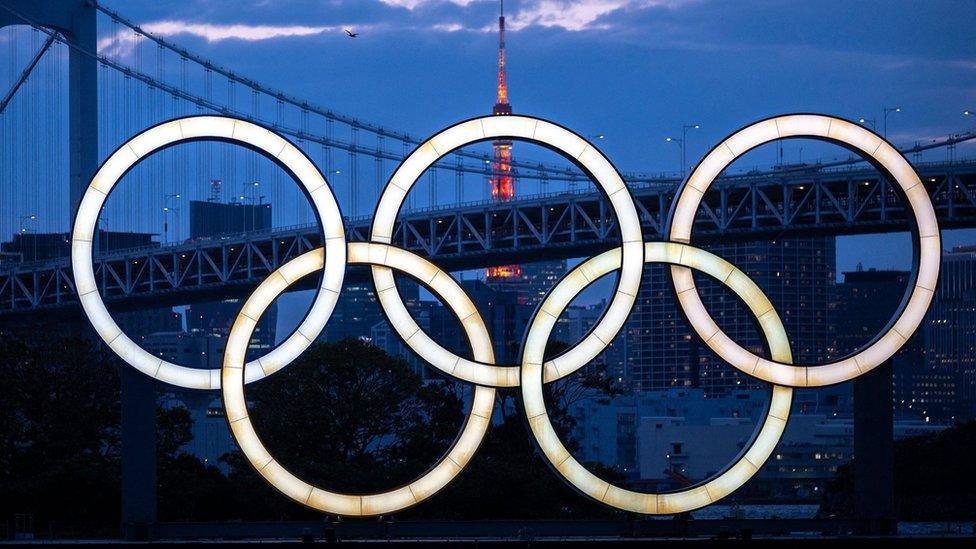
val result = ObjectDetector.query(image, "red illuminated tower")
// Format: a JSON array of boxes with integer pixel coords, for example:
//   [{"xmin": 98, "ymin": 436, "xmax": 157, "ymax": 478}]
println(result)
[
  {"xmin": 490, "ymin": 0, "xmax": 513, "ymax": 199},
  {"xmin": 486, "ymin": 1, "xmax": 522, "ymax": 282}
]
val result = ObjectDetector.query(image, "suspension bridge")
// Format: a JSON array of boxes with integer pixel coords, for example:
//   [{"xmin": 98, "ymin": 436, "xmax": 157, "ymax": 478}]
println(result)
[
  {"xmin": 3, "ymin": 1, "xmax": 976, "ymax": 540},
  {"xmin": 1, "ymin": 0, "xmax": 976, "ymax": 321}
]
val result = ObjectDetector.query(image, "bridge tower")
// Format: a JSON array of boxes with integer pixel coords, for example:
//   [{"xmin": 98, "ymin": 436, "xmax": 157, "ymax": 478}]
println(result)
[
  {"xmin": 1, "ymin": 2, "xmax": 158, "ymax": 537},
  {"xmin": 0, "ymin": 0, "xmax": 98, "ymax": 213}
]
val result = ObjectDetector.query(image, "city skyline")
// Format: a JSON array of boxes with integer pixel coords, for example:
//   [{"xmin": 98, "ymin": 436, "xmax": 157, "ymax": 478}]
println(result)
[
  {"xmin": 3, "ymin": 0, "xmax": 976, "ymax": 534},
  {"xmin": 3, "ymin": 1, "xmax": 976, "ymax": 275}
]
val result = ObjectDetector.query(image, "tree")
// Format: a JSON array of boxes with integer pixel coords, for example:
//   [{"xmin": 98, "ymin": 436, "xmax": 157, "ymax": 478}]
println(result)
[
  {"xmin": 405, "ymin": 338, "xmax": 626, "ymax": 519},
  {"xmin": 156, "ymin": 404, "xmax": 238, "ymax": 522},
  {"xmin": 819, "ymin": 421, "xmax": 976, "ymax": 520},
  {"xmin": 0, "ymin": 332, "xmax": 122, "ymax": 533},
  {"xmin": 221, "ymin": 338, "xmax": 626, "ymax": 520},
  {"xmin": 222, "ymin": 339, "xmax": 465, "ymax": 519},
  {"xmin": 0, "ymin": 331, "xmax": 239, "ymax": 531},
  {"xmin": 0, "ymin": 330, "xmax": 629, "ymax": 529}
]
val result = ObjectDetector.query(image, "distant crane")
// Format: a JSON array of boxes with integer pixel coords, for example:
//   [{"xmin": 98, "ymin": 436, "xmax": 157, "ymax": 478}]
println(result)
[{"xmin": 344, "ymin": 28, "xmax": 359, "ymax": 38}]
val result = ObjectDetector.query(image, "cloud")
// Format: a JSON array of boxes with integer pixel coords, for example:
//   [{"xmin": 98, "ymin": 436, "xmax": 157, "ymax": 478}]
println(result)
[
  {"xmin": 144, "ymin": 21, "xmax": 340, "ymax": 42},
  {"xmin": 432, "ymin": 22, "xmax": 468, "ymax": 32},
  {"xmin": 383, "ymin": 0, "xmax": 694, "ymax": 32},
  {"xmin": 506, "ymin": 0, "xmax": 683, "ymax": 32},
  {"xmin": 98, "ymin": 20, "xmax": 360, "ymax": 58},
  {"xmin": 93, "ymin": 0, "xmax": 701, "ymax": 59},
  {"xmin": 378, "ymin": 0, "xmax": 483, "ymax": 9}
]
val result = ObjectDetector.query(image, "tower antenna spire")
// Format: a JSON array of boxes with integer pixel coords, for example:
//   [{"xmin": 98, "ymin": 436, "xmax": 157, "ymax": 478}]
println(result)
[
  {"xmin": 494, "ymin": 0, "xmax": 509, "ymax": 110},
  {"xmin": 487, "ymin": 0, "xmax": 519, "ymax": 282}
]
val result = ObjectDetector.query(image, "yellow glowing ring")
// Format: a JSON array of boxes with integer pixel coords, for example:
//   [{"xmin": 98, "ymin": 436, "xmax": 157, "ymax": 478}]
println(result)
[
  {"xmin": 71, "ymin": 116, "xmax": 346, "ymax": 390},
  {"xmin": 521, "ymin": 242, "xmax": 793, "ymax": 515},
  {"xmin": 370, "ymin": 115, "xmax": 643, "ymax": 387},
  {"xmin": 223, "ymin": 243, "xmax": 495, "ymax": 516},
  {"xmin": 667, "ymin": 114, "xmax": 940, "ymax": 387}
]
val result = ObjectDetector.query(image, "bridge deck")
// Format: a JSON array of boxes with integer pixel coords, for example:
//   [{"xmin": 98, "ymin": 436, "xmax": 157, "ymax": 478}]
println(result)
[{"xmin": 2, "ymin": 160, "xmax": 975, "ymax": 317}]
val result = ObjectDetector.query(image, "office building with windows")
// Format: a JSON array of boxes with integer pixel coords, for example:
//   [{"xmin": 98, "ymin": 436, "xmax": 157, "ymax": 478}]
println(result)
[
  {"xmin": 925, "ymin": 245, "xmax": 976, "ymax": 420},
  {"xmin": 625, "ymin": 237, "xmax": 835, "ymax": 394}
]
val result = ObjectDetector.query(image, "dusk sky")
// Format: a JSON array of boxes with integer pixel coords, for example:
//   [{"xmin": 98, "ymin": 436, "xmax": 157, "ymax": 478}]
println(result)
[{"xmin": 102, "ymin": 0, "xmax": 976, "ymax": 275}]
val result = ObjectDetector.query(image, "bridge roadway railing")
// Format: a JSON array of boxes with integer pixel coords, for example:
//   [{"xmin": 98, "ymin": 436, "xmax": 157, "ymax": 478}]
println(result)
[{"xmin": 1, "ymin": 160, "xmax": 975, "ymax": 317}]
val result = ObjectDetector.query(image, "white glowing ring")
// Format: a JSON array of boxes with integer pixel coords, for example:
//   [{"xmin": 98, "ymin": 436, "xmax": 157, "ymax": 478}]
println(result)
[
  {"xmin": 667, "ymin": 114, "xmax": 940, "ymax": 387},
  {"xmin": 522, "ymin": 241, "xmax": 793, "ymax": 514},
  {"xmin": 71, "ymin": 116, "xmax": 346, "ymax": 390},
  {"xmin": 370, "ymin": 115, "xmax": 643, "ymax": 387},
  {"xmin": 223, "ymin": 244, "xmax": 494, "ymax": 516}
]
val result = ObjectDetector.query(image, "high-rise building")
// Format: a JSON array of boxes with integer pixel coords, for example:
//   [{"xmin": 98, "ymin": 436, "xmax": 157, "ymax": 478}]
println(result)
[
  {"xmin": 626, "ymin": 237, "xmax": 835, "ymax": 394},
  {"xmin": 117, "ymin": 307, "xmax": 183, "ymax": 339},
  {"xmin": 485, "ymin": 260, "xmax": 568, "ymax": 308},
  {"xmin": 189, "ymin": 198, "xmax": 272, "ymax": 239},
  {"xmin": 1, "ymin": 230, "xmax": 156, "ymax": 263},
  {"xmin": 832, "ymin": 267, "xmax": 944, "ymax": 420},
  {"xmin": 140, "ymin": 330, "xmax": 226, "ymax": 370},
  {"xmin": 155, "ymin": 195, "xmax": 276, "ymax": 468},
  {"xmin": 323, "ymin": 278, "xmax": 420, "ymax": 343},
  {"xmin": 925, "ymin": 245, "xmax": 976, "ymax": 420},
  {"xmin": 553, "ymin": 300, "xmax": 628, "ymax": 382},
  {"xmin": 371, "ymin": 298, "xmax": 437, "ymax": 379},
  {"xmin": 460, "ymin": 279, "xmax": 529, "ymax": 365},
  {"xmin": 186, "ymin": 197, "xmax": 276, "ymax": 355},
  {"xmin": 567, "ymin": 386, "xmax": 940, "ymax": 499}
]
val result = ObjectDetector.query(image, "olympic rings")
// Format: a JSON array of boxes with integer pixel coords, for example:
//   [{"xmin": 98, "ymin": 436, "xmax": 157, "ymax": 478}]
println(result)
[
  {"xmin": 370, "ymin": 116, "xmax": 644, "ymax": 388},
  {"xmin": 71, "ymin": 116, "xmax": 346, "ymax": 390},
  {"xmin": 667, "ymin": 115, "xmax": 940, "ymax": 386},
  {"xmin": 73, "ymin": 113, "xmax": 941, "ymax": 516},
  {"xmin": 223, "ymin": 244, "xmax": 495, "ymax": 516},
  {"xmin": 522, "ymin": 242, "xmax": 792, "ymax": 514}
]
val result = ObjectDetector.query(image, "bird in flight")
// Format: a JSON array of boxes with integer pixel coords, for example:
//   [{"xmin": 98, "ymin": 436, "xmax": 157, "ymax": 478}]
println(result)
[{"xmin": 344, "ymin": 29, "xmax": 359, "ymax": 38}]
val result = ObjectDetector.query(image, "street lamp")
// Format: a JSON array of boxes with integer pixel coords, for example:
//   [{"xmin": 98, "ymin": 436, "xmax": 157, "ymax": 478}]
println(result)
[
  {"xmin": 666, "ymin": 123, "xmax": 700, "ymax": 178},
  {"xmin": 858, "ymin": 117, "xmax": 877, "ymax": 130},
  {"xmin": 681, "ymin": 123, "xmax": 700, "ymax": 178},
  {"xmin": 248, "ymin": 182, "xmax": 263, "ymax": 232},
  {"xmin": 665, "ymin": 136, "xmax": 682, "ymax": 177},
  {"xmin": 19, "ymin": 214, "xmax": 37, "ymax": 261},
  {"xmin": 19, "ymin": 213, "xmax": 36, "ymax": 230},
  {"xmin": 164, "ymin": 193, "xmax": 181, "ymax": 243},
  {"xmin": 882, "ymin": 106, "xmax": 901, "ymax": 138}
]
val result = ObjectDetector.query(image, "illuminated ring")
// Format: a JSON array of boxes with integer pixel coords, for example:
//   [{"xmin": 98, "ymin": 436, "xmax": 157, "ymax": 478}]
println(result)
[
  {"xmin": 223, "ymin": 243, "xmax": 494, "ymax": 516},
  {"xmin": 522, "ymin": 241, "xmax": 793, "ymax": 514},
  {"xmin": 370, "ymin": 115, "xmax": 643, "ymax": 387},
  {"xmin": 70, "ymin": 116, "xmax": 346, "ymax": 390},
  {"xmin": 667, "ymin": 114, "xmax": 940, "ymax": 387}
]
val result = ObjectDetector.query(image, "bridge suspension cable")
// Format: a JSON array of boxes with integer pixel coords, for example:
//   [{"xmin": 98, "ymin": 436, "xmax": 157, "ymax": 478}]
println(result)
[
  {"xmin": 89, "ymin": 1, "xmax": 595, "ymax": 182},
  {"xmin": 7, "ymin": 0, "xmax": 976, "ymax": 191},
  {"xmin": 2, "ymin": 0, "xmax": 975, "ymax": 240},
  {"xmin": 0, "ymin": 1, "xmax": 598, "ymax": 193}
]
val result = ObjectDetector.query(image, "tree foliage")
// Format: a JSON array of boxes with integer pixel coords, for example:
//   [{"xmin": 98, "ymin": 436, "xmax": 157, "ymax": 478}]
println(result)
[
  {"xmin": 220, "ymin": 338, "xmax": 466, "ymax": 519},
  {"xmin": 1, "ymin": 333, "xmax": 627, "ymax": 531},
  {"xmin": 0, "ymin": 332, "xmax": 233, "ymax": 531},
  {"xmin": 819, "ymin": 421, "xmax": 976, "ymax": 520},
  {"xmin": 0, "ymin": 333, "xmax": 122, "ymax": 532},
  {"xmin": 220, "ymin": 338, "xmax": 626, "ymax": 520}
]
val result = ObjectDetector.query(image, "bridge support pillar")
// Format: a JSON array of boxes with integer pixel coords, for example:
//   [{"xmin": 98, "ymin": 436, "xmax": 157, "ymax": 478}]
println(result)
[
  {"xmin": 121, "ymin": 366, "xmax": 157, "ymax": 540},
  {"xmin": 0, "ymin": 0, "xmax": 98, "ymax": 213},
  {"xmin": 853, "ymin": 358, "xmax": 896, "ymax": 535}
]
